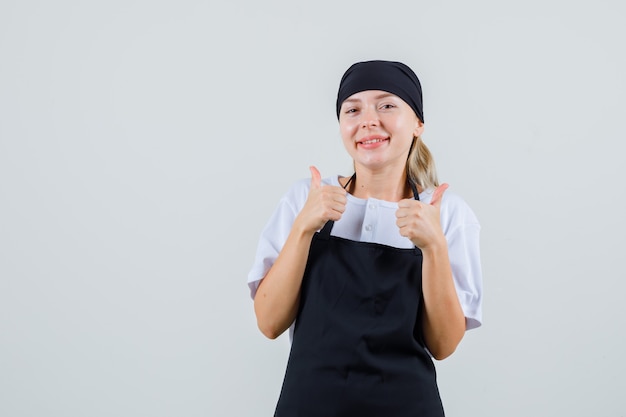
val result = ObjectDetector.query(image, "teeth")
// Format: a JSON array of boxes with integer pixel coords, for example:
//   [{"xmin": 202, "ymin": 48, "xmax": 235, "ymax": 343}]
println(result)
[{"xmin": 361, "ymin": 138, "xmax": 386, "ymax": 144}]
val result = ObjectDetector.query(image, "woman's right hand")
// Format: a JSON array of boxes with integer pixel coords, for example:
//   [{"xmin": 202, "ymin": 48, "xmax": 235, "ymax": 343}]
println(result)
[{"xmin": 293, "ymin": 166, "xmax": 347, "ymax": 233}]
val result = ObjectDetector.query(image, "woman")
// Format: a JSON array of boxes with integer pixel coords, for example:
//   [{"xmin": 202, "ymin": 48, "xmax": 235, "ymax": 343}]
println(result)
[{"xmin": 247, "ymin": 60, "xmax": 483, "ymax": 416}]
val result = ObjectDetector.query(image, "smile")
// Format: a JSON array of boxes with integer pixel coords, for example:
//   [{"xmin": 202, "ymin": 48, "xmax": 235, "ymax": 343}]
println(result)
[
  {"xmin": 357, "ymin": 134, "xmax": 389, "ymax": 146},
  {"xmin": 360, "ymin": 138, "xmax": 387, "ymax": 144}
]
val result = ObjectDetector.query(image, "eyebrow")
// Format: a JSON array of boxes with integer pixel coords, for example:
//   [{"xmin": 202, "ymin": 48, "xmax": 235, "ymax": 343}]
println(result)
[{"xmin": 342, "ymin": 92, "xmax": 396, "ymax": 104}]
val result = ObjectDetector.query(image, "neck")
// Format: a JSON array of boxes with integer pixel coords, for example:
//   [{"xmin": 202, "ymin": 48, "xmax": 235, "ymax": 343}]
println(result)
[{"xmin": 347, "ymin": 165, "xmax": 412, "ymax": 201}]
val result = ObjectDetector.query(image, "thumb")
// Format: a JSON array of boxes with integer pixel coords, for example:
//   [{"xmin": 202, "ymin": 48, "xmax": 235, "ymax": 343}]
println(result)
[
  {"xmin": 309, "ymin": 166, "xmax": 322, "ymax": 189},
  {"xmin": 430, "ymin": 183, "xmax": 449, "ymax": 207}
]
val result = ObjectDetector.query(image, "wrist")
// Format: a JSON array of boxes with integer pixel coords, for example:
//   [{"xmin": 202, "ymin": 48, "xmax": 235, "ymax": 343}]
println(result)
[
  {"xmin": 420, "ymin": 235, "xmax": 448, "ymax": 257},
  {"xmin": 291, "ymin": 218, "xmax": 318, "ymax": 241}
]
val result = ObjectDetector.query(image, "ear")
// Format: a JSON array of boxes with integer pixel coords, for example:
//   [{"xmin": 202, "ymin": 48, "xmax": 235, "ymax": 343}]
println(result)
[{"xmin": 413, "ymin": 118, "xmax": 424, "ymax": 137}]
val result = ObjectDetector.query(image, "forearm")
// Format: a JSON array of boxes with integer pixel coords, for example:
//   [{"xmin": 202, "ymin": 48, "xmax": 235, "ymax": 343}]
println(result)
[
  {"xmin": 420, "ymin": 240, "xmax": 466, "ymax": 360},
  {"xmin": 254, "ymin": 224, "xmax": 316, "ymax": 339}
]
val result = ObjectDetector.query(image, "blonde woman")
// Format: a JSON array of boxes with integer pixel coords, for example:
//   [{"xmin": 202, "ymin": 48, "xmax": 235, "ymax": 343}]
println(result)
[{"xmin": 248, "ymin": 60, "xmax": 483, "ymax": 416}]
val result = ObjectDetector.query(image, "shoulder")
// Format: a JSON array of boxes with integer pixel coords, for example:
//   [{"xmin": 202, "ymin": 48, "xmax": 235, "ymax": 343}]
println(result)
[
  {"xmin": 282, "ymin": 177, "xmax": 310, "ymax": 204},
  {"xmin": 276, "ymin": 175, "xmax": 342, "ymax": 211},
  {"xmin": 422, "ymin": 188, "xmax": 480, "ymax": 232},
  {"xmin": 443, "ymin": 190, "xmax": 479, "ymax": 223},
  {"xmin": 282, "ymin": 175, "xmax": 341, "ymax": 201}
]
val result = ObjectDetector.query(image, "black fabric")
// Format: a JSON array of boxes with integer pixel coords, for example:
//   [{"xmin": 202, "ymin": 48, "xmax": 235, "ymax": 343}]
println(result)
[
  {"xmin": 336, "ymin": 60, "xmax": 424, "ymax": 122},
  {"xmin": 274, "ymin": 185, "xmax": 444, "ymax": 417}
]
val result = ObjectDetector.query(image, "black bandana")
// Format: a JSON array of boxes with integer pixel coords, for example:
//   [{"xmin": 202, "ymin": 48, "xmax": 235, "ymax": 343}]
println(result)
[{"xmin": 336, "ymin": 60, "xmax": 424, "ymax": 122}]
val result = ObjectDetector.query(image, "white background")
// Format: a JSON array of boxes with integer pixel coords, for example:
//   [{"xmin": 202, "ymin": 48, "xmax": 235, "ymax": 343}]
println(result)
[{"xmin": 1, "ymin": 0, "xmax": 625, "ymax": 416}]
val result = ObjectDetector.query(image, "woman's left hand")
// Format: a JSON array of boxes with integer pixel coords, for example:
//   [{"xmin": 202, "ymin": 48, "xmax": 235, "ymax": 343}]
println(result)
[{"xmin": 396, "ymin": 183, "xmax": 449, "ymax": 250}]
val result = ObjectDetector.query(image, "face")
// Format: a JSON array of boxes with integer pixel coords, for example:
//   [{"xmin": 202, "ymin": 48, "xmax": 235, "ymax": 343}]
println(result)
[{"xmin": 339, "ymin": 90, "xmax": 424, "ymax": 173}]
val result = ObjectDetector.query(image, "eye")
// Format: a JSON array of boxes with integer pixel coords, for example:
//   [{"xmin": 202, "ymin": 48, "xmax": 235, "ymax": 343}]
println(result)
[
  {"xmin": 380, "ymin": 103, "xmax": 396, "ymax": 110},
  {"xmin": 344, "ymin": 107, "xmax": 358, "ymax": 114}
]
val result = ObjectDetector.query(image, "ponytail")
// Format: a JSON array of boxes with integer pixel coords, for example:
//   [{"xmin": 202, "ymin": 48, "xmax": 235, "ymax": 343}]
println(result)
[{"xmin": 407, "ymin": 136, "xmax": 439, "ymax": 190}]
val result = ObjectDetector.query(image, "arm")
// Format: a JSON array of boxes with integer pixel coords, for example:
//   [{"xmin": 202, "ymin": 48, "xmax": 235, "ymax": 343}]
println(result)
[
  {"xmin": 396, "ymin": 184, "xmax": 466, "ymax": 360},
  {"xmin": 253, "ymin": 223, "xmax": 316, "ymax": 339},
  {"xmin": 254, "ymin": 167, "xmax": 347, "ymax": 339},
  {"xmin": 420, "ymin": 239, "xmax": 466, "ymax": 360}
]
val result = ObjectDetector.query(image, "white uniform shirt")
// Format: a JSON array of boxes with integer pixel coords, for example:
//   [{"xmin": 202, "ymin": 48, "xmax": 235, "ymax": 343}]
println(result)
[{"xmin": 248, "ymin": 175, "xmax": 483, "ymax": 336}]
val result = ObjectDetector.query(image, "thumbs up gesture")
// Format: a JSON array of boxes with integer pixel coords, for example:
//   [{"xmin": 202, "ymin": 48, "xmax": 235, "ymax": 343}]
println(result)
[
  {"xmin": 396, "ymin": 183, "xmax": 449, "ymax": 250},
  {"xmin": 293, "ymin": 166, "xmax": 348, "ymax": 233}
]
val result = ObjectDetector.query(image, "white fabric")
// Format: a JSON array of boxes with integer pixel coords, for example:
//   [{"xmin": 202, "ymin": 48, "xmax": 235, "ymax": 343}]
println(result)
[{"xmin": 247, "ymin": 175, "xmax": 483, "ymax": 333}]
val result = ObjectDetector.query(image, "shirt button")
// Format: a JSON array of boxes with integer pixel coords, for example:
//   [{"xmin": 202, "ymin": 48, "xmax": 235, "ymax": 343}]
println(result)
[
  {"xmin": 368, "ymin": 204, "xmax": 376, "ymax": 210},
  {"xmin": 365, "ymin": 225, "xmax": 372, "ymax": 232}
]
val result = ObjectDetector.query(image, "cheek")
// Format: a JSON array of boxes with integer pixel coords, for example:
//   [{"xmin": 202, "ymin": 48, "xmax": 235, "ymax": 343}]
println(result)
[
  {"xmin": 339, "ymin": 121, "xmax": 357, "ymax": 141},
  {"xmin": 389, "ymin": 116, "xmax": 419, "ymax": 138}
]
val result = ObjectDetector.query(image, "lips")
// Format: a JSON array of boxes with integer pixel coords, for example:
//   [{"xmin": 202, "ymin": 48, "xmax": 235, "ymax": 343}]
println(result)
[
  {"xmin": 360, "ymin": 138, "xmax": 387, "ymax": 144},
  {"xmin": 357, "ymin": 135, "xmax": 389, "ymax": 147}
]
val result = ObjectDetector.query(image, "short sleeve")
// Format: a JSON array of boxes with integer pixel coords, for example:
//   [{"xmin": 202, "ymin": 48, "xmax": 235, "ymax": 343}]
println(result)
[
  {"xmin": 247, "ymin": 179, "xmax": 310, "ymax": 299},
  {"xmin": 440, "ymin": 193, "xmax": 483, "ymax": 330},
  {"xmin": 447, "ymin": 223, "xmax": 483, "ymax": 329}
]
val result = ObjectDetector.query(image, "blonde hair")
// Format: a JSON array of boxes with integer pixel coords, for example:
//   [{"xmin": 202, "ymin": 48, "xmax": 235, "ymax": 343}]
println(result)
[{"xmin": 407, "ymin": 136, "xmax": 439, "ymax": 190}]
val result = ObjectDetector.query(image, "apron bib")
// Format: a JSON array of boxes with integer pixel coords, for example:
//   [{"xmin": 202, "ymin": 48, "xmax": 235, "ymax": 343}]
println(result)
[{"xmin": 275, "ymin": 178, "xmax": 444, "ymax": 417}]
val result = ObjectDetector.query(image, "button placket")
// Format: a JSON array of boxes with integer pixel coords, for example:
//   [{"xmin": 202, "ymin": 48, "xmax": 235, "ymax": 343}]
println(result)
[{"xmin": 364, "ymin": 202, "xmax": 372, "ymax": 234}]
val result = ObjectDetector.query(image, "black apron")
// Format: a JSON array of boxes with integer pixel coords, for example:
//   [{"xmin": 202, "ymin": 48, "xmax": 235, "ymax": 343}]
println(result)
[{"xmin": 274, "ymin": 177, "xmax": 444, "ymax": 417}]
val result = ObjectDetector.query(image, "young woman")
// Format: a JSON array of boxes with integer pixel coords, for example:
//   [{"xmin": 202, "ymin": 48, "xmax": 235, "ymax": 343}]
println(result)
[{"xmin": 247, "ymin": 60, "xmax": 483, "ymax": 416}]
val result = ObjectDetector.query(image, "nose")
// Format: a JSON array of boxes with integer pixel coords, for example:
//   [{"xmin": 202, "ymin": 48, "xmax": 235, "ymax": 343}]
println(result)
[{"xmin": 361, "ymin": 106, "xmax": 379, "ymax": 128}]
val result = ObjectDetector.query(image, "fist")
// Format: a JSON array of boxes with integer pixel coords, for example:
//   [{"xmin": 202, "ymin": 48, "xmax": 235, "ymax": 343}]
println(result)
[
  {"xmin": 395, "ymin": 183, "xmax": 448, "ymax": 249},
  {"xmin": 295, "ymin": 166, "xmax": 348, "ymax": 233}
]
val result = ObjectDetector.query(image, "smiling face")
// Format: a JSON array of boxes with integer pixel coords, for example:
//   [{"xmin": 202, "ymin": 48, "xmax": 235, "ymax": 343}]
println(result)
[{"xmin": 339, "ymin": 90, "xmax": 424, "ymax": 174}]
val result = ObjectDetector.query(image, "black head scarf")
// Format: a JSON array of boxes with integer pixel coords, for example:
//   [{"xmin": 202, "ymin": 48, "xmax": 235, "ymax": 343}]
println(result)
[{"xmin": 336, "ymin": 60, "xmax": 424, "ymax": 122}]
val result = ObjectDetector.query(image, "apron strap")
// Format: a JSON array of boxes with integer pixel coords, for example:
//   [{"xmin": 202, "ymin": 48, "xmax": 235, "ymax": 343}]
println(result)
[{"xmin": 409, "ymin": 178, "xmax": 420, "ymax": 201}]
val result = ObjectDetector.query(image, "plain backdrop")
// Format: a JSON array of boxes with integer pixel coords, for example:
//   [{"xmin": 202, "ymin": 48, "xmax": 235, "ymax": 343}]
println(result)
[{"xmin": 1, "ymin": 0, "xmax": 625, "ymax": 416}]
